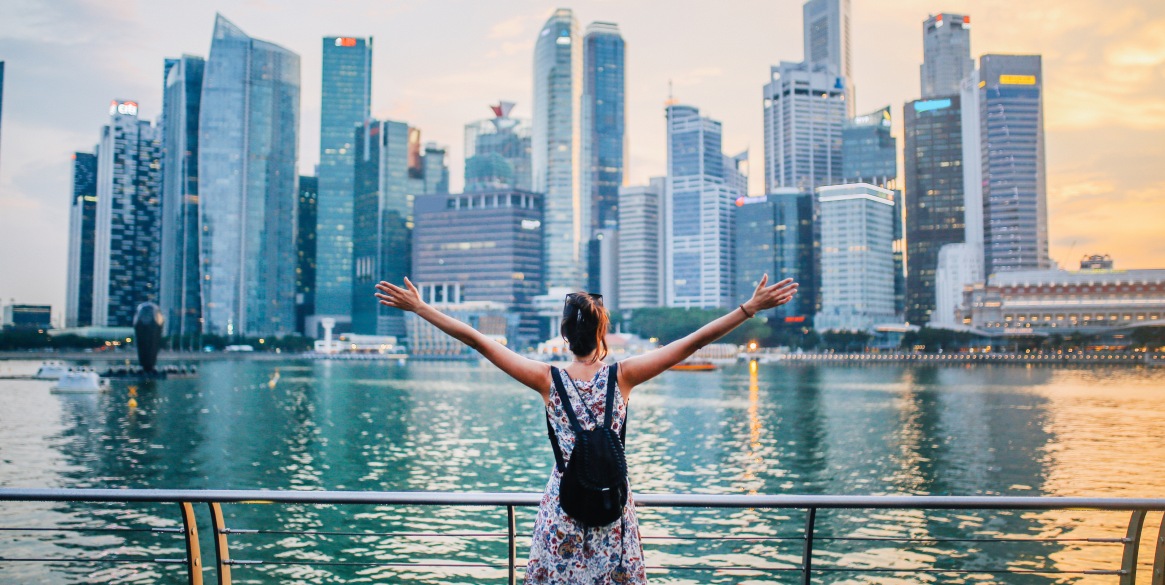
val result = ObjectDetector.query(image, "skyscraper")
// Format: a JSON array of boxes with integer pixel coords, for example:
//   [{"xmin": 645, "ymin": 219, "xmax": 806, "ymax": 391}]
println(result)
[
  {"xmin": 65, "ymin": 152, "xmax": 98, "ymax": 328},
  {"xmin": 921, "ymin": 14, "xmax": 973, "ymax": 99},
  {"xmin": 616, "ymin": 177, "xmax": 665, "ymax": 309},
  {"xmin": 976, "ymin": 54, "xmax": 1048, "ymax": 275},
  {"xmin": 582, "ymin": 22, "xmax": 625, "ymax": 231},
  {"xmin": 295, "ymin": 176, "xmax": 318, "ymax": 335},
  {"xmin": 92, "ymin": 100, "xmax": 163, "ymax": 327},
  {"xmin": 199, "ymin": 14, "xmax": 300, "ymax": 337},
  {"xmin": 903, "ymin": 96, "xmax": 965, "ymax": 325},
  {"xmin": 665, "ymin": 104, "xmax": 740, "ymax": 309},
  {"xmin": 315, "ymin": 36, "xmax": 372, "ymax": 326},
  {"xmin": 733, "ymin": 189, "xmax": 818, "ymax": 322},
  {"xmin": 533, "ymin": 9, "xmax": 585, "ymax": 289},
  {"xmin": 802, "ymin": 0, "xmax": 853, "ymax": 115},
  {"xmin": 159, "ymin": 55, "xmax": 205, "ymax": 338},
  {"xmin": 464, "ymin": 102, "xmax": 532, "ymax": 192},
  {"xmin": 763, "ymin": 61, "xmax": 847, "ymax": 192},
  {"xmin": 842, "ymin": 106, "xmax": 896, "ymax": 186},
  {"xmin": 421, "ymin": 143, "xmax": 450, "ymax": 195},
  {"xmin": 815, "ymin": 184, "xmax": 896, "ymax": 331}
]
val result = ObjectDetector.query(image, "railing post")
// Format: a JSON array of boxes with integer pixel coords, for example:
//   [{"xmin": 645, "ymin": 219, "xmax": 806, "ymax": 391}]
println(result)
[
  {"xmin": 508, "ymin": 505, "xmax": 517, "ymax": 585},
  {"xmin": 801, "ymin": 507, "xmax": 816, "ymax": 585},
  {"xmin": 179, "ymin": 502, "xmax": 203, "ymax": 585},
  {"xmin": 1120, "ymin": 510, "xmax": 1147, "ymax": 585},
  {"xmin": 1152, "ymin": 512, "xmax": 1165, "ymax": 585},
  {"xmin": 208, "ymin": 502, "xmax": 233, "ymax": 585}
]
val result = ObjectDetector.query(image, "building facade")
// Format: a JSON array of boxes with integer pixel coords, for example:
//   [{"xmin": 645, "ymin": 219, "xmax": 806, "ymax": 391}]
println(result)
[
  {"xmin": 160, "ymin": 55, "xmax": 205, "ymax": 338},
  {"xmin": 92, "ymin": 101, "xmax": 163, "ymax": 327},
  {"xmin": 3, "ymin": 305, "xmax": 52, "ymax": 329},
  {"xmin": 842, "ymin": 106, "xmax": 896, "ymax": 186},
  {"xmin": 582, "ymin": 22, "xmax": 625, "ymax": 231},
  {"xmin": 816, "ymin": 184, "xmax": 896, "ymax": 331},
  {"xmin": 802, "ymin": 0, "xmax": 853, "ymax": 114},
  {"xmin": 666, "ymin": 104, "xmax": 740, "ymax": 309},
  {"xmin": 199, "ymin": 14, "xmax": 300, "ymax": 336},
  {"xmin": 763, "ymin": 61, "xmax": 847, "ymax": 192},
  {"xmin": 533, "ymin": 9, "xmax": 585, "ymax": 289},
  {"xmin": 405, "ymin": 284, "xmax": 513, "ymax": 358},
  {"xmin": 295, "ymin": 176, "xmax": 317, "ymax": 335},
  {"xmin": 733, "ymin": 189, "xmax": 818, "ymax": 322},
  {"xmin": 616, "ymin": 178, "xmax": 665, "ymax": 309},
  {"xmin": 920, "ymin": 14, "xmax": 973, "ymax": 99},
  {"xmin": 66, "ymin": 152, "xmax": 99, "ymax": 328},
  {"xmin": 464, "ymin": 102, "xmax": 532, "ymax": 192},
  {"xmin": 412, "ymin": 191, "xmax": 545, "ymax": 346}
]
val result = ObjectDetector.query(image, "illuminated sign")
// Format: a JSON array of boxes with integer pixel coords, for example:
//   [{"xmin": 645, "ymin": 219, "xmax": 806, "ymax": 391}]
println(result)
[
  {"xmin": 109, "ymin": 100, "xmax": 139, "ymax": 116},
  {"xmin": 999, "ymin": 74, "xmax": 1036, "ymax": 86},
  {"xmin": 785, "ymin": 316, "xmax": 806, "ymax": 323},
  {"xmin": 335, "ymin": 37, "xmax": 358, "ymax": 47},
  {"xmin": 912, "ymin": 98, "xmax": 951, "ymax": 113},
  {"xmin": 521, "ymin": 219, "xmax": 541, "ymax": 230},
  {"xmin": 556, "ymin": 35, "xmax": 571, "ymax": 46},
  {"xmin": 735, "ymin": 195, "xmax": 768, "ymax": 207}
]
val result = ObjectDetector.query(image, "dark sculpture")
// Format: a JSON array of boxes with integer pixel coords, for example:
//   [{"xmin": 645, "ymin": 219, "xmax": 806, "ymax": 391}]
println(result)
[{"xmin": 133, "ymin": 303, "xmax": 165, "ymax": 373}]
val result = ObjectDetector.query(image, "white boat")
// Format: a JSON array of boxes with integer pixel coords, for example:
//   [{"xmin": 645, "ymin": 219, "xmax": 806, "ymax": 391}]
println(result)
[
  {"xmin": 51, "ymin": 371, "xmax": 110, "ymax": 394},
  {"xmin": 35, "ymin": 362, "xmax": 70, "ymax": 380}
]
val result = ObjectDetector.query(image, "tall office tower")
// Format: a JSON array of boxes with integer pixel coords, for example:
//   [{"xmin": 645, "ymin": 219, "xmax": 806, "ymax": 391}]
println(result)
[
  {"xmin": 616, "ymin": 177, "xmax": 665, "ymax": 309},
  {"xmin": 413, "ymin": 191, "xmax": 545, "ymax": 346},
  {"xmin": 903, "ymin": 96, "xmax": 965, "ymax": 325},
  {"xmin": 199, "ymin": 14, "xmax": 300, "ymax": 337},
  {"xmin": 733, "ymin": 189, "xmax": 818, "ymax": 322},
  {"xmin": 665, "ymin": 104, "xmax": 740, "ymax": 309},
  {"xmin": 587, "ymin": 228, "xmax": 618, "ymax": 308},
  {"xmin": 815, "ymin": 184, "xmax": 896, "ymax": 331},
  {"xmin": 314, "ymin": 36, "xmax": 372, "ymax": 326},
  {"xmin": 464, "ymin": 102, "xmax": 532, "ymax": 192},
  {"xmin": 762, "ymin": 61, "xmax": 847, "ymax": 192},
  {"xmin": 976, "ymin": 54, "xmax": 1048, "ymax": 274},
  {"xmin": 582, "ymin": 22, "xmax": 625, "ymax": 231},
  {"xmin": 803, "ymin": 0, "xmax": 853, "ymax": 115},
  {"xmin": 296, "ymin": 176, "xmax": 318, "ymax": 335},
  {"xmin": 421, "ymin": 143, "xmax": 449, "ymax": 195},
  {"xmin": 533, "ymin": 9, "xmax": 585, "ymax": 289},
  {"xmin": 921, "ymin": 14, "xmax": 973, "ymax": 99},
  {"xmin": 65, "ymin": 152, "xmax": 99, "ymax": 328},
  {"xmin": 92, "ymin": 100, "xmax": 163, "ymax": 327},
  {"xmin": 351, "ymin": 120, "xmax": 414, "ymax": 337},
  {"xmin": 159, "ymin": 55, "xmax": 205, "ymax": 339},
  {"xmin": 842, "ymin": 106, "xmax": 896, "ymax": 186}
]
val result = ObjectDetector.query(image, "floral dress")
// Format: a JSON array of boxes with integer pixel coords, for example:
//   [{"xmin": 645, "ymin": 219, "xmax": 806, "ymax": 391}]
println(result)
[{"xmin": 525, "ymin": 364, "xmax": 647, "ymax": 584}]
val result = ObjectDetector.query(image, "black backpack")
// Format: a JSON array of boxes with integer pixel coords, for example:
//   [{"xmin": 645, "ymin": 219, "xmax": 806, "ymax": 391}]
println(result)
[{"xmin": 546, "ymin": 364, "xmax": 629, "ymax": 528}]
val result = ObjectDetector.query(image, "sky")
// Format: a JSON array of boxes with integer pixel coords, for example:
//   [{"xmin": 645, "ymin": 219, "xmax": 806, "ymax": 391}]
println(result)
[{"xmin": 1, "ymin": 0, "xmax": 1163, "ymax": 323}]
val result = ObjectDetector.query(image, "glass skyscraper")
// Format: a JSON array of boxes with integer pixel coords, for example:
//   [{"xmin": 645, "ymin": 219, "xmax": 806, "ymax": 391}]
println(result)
[
  {"xmin": 533, "ymin": 9, "xmax": 585, "ymax": 289},
  {"xmin": 803, "ymin": 0, "xmax": 853, "ymax": 115},
  {"xmin": 815, "ymin": 184, "xmax": 897, "ymax": 332},
  {"xmin": 199, "ymin": 14, "xmax": 300, "ymax": 337},
  {"xmin": 921, "ymin": 14, "xmax": 973, "ymax": 99},
  {"xmin": 666, "ymin": 104, "xmax": 740, "ymax": 309},
  {"xmin": 464, "ymin": 102, "xmax": 532, "ymax": 192},
  {"xmin": 93, "ymin": 101, "xmax": 163, "ymax": 327},
  {"xmin": 842, "ymin": 106, "xmax": 896, "ymax": 185},
  {"xmin": 66, "ymin": 152, "xmax": 98, "ymax": 328},
  {"xmin": 582, "ymin": 22, "xmax": 625, "ymax": 231},
  {"xmin": 616, "ymin": 178, "xmax": 665, "ymax": 309},
  {"xmin": 763, "ymin": 61, "xmax": 847, "ymax": 192},
  {"xmin": 296, "ymin": 176, "xmax": 317, "ymax": 335},
  {"xmin": 160, "ymin": 55, "xmax": 204, "ymax": 338},
  {"xmin": 315, "ymin": 36, "xmax": 372, "ymax": 324},
  {"xmin": 733, "ymin": 189, "xmax": 818, "ymax": 322}
]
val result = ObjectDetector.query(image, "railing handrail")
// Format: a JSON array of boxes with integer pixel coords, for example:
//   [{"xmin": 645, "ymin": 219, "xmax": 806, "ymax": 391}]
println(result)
[{"xmin": 3, "ymin": 488, "xmax": 1165, "ymax": 511}]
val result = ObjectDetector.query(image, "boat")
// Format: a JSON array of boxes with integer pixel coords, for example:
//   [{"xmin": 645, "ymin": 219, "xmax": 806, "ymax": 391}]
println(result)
[
  {"xmin": 670, "ymin": 362, "xmax": 717, "ymax": 372},
  {"xmin": 51, "ymin": 371, "xmax": 110, "ymax": 394},
  {"xmin": 35, "ymin": 362, "xmax": 70, "ymax": 380}
]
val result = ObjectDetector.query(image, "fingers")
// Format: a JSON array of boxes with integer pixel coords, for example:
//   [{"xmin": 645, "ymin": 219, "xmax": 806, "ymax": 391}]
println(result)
[
  {"xmin": 404, "ymin": 276, "xmax": 420, "ymax": 295},
  {"xmin": 754, "ymin": 273, "xmax": 769, "ymax": 294}
]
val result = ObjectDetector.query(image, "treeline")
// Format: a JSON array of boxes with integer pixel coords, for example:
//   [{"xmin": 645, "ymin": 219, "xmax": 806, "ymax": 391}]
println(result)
[{"xmin": 0, "ymin": 329, "xmax": 314, "ymax": 353}]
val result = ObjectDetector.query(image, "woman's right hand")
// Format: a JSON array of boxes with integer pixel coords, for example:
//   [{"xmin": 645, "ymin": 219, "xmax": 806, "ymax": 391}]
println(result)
[
  {"xmin": 375, "ymin": 277, "xmax": 426, "ymax": 313},
  {"xmin": 743, "ymin": 274, "xmax": 799, "ymax": 314}
]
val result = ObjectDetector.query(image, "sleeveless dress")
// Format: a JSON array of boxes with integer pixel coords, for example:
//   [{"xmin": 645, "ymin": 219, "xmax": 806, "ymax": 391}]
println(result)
[{"xmin": 525, "ymin": 364, "xmax": 647, "ymax": 584}]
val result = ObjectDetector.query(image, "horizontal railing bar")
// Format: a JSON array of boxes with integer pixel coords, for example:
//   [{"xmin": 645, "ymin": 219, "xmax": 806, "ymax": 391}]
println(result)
[
  {"xmin": 4, "ymin": 489, "xmax": 1165, "ymax": 511},
  {"xmin": 811, "ymin": 567, "xmax": 1120, "ymax": 574},
  {"xmin": 226, "ymin": 560, "xmax": 501, "ymax": 568},
  {"xmin": 0, "ymin": 556, "xmax": 186, "ymax": 564},
  {"xmin": 0, "ymin": 526, "xmax": 181, "ymax": 534},
  {"xmin": 814, "ymin": 536, "xmax": 1127, "ymax": 543},
  {"xmin": 225, "ymin": 528, "xmax": 509, "ymax": 539}
]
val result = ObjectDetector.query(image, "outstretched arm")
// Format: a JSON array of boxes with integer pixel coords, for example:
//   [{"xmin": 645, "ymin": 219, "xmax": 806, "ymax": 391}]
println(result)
[
  {"xmin": 375, "ymin": 278, "xmax": 551, "ymax": 395},
  {"xmin": 618, "ymin": 275, "xmax": 798, "ymax": 392}
]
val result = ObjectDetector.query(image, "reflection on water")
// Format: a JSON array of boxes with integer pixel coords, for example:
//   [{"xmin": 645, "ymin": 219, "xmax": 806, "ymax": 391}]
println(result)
[{"xmin": 2, "ymin": 360, "xmax": 1165, "ymax": 583}]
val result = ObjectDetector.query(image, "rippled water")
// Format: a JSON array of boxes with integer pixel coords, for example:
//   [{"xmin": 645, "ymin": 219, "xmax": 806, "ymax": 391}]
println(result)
[{"xmin": 2, "ymin": 359, "xmax": 1164, "ymax": 583}]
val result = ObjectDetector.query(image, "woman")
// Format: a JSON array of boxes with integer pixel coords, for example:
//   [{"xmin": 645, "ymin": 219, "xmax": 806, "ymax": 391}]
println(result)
[{"xmin": 374, "ymin": 274, "xmax": 798, "ymax": 584}]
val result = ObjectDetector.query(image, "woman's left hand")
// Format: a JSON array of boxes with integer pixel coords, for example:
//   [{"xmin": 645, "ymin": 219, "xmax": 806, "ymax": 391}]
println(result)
[{"xmin": 374, "ymin": 277, "xmax": 426, "ymax": 313}]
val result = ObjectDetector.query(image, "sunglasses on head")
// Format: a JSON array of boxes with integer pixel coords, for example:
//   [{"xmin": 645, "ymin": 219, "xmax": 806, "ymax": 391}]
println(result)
[{"xmin": 565, "ymin": 292, "xmax": 603, "ymax": 303}]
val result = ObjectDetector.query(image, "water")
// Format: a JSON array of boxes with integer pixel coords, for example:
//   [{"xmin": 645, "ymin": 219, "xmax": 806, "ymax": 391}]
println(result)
[{"xmin": 2, "ymin": 359, "xmax": 1164, "ymax": 583}]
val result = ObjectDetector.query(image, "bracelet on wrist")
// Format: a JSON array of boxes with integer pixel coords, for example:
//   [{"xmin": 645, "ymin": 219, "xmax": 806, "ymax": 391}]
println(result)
[{"xmin": 739, "ymin": 304, "xmax": 754, "ymax": 319}]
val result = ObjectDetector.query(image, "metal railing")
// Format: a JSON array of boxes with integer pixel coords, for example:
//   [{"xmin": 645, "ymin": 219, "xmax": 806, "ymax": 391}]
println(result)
[{"xmin": 3, "ymin": 489, "xmax": 1165, "ymax": 584}]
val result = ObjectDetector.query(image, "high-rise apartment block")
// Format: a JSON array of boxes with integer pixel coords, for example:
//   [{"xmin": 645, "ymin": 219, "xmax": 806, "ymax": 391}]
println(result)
[
  {"xmin": 159, "ymin": 55, "xmax": 205, "ymax": 338},
  {"xmin": 920, "ymin": 14, "xmax": 973, "ymax": 99},
  {"xmin": 616, "ymin": 178, "xmax": 665, "ymax": 309},
  {"xmin": 314, "ymin": 36, "xmax": 372, "ymax": 325},
  {"xmin": 199, "ymin": 14, "xmax": 300, "ymax": 336},
  {"xmin": 815, "ymin": 184, "xmax": 897, "ymax": 331},
  {"xmin": 763, "ymin": 61, "xmax": 847, "ymax": 192},
  {"xmin": 582, "ymin": 22, "xmax": 625, "ymax": 231},
  {"xmin": 665, "ymin": 104, "xmax": 741, "ymax": 309},
  {"xmin": 92, "ymin": 101, "xmax": 163, "ymax": 327},
  {"xmin": 733, "ymin": 189, "xmax": 818, "ymax": 322},
  {"xmin": 533, "ymin": 9, "xmax": 585, "ymax": 290},
  {"xmin": 464, "ymin": 102, "xmax": 532, "ymax": 192},
  {"xmin": 65, "ymin": 152, "xmax": 98, "ymax": 328}
]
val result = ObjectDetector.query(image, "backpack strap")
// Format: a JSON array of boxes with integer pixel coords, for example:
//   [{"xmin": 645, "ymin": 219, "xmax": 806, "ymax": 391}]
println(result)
[
  {"xmin": 551, "ymin": 366, "xmax": 584, "ymax": 434},
  {"xmin": 545, "ymin": 366, "xmax": 580, "ymax": 473},
  {"xmin": 609, "ymin": 363, "xmax": 629, "ymax": 444},
  {"xmin": 545, "ymin": 412, "xmax": 566, "ymax": 473}
]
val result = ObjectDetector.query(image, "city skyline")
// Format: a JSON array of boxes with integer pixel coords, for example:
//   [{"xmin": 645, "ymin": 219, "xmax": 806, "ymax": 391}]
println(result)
[{"xmin": 1, "ymin": 1, "xmax": 1163, "ymax": 321}]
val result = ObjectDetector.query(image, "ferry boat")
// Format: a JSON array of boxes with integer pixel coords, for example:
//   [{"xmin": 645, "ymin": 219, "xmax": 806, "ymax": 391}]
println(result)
[
  {"xmin": 51, "ymin": 371, "xmax": 110, "ymax": 394},
  {"xmin": 669, "ymin": 361, "xmax": 717, "ymax": 372},
  {"xmin": 35, "ymin": 362, "xmax": 70, "ymax": 380}
]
